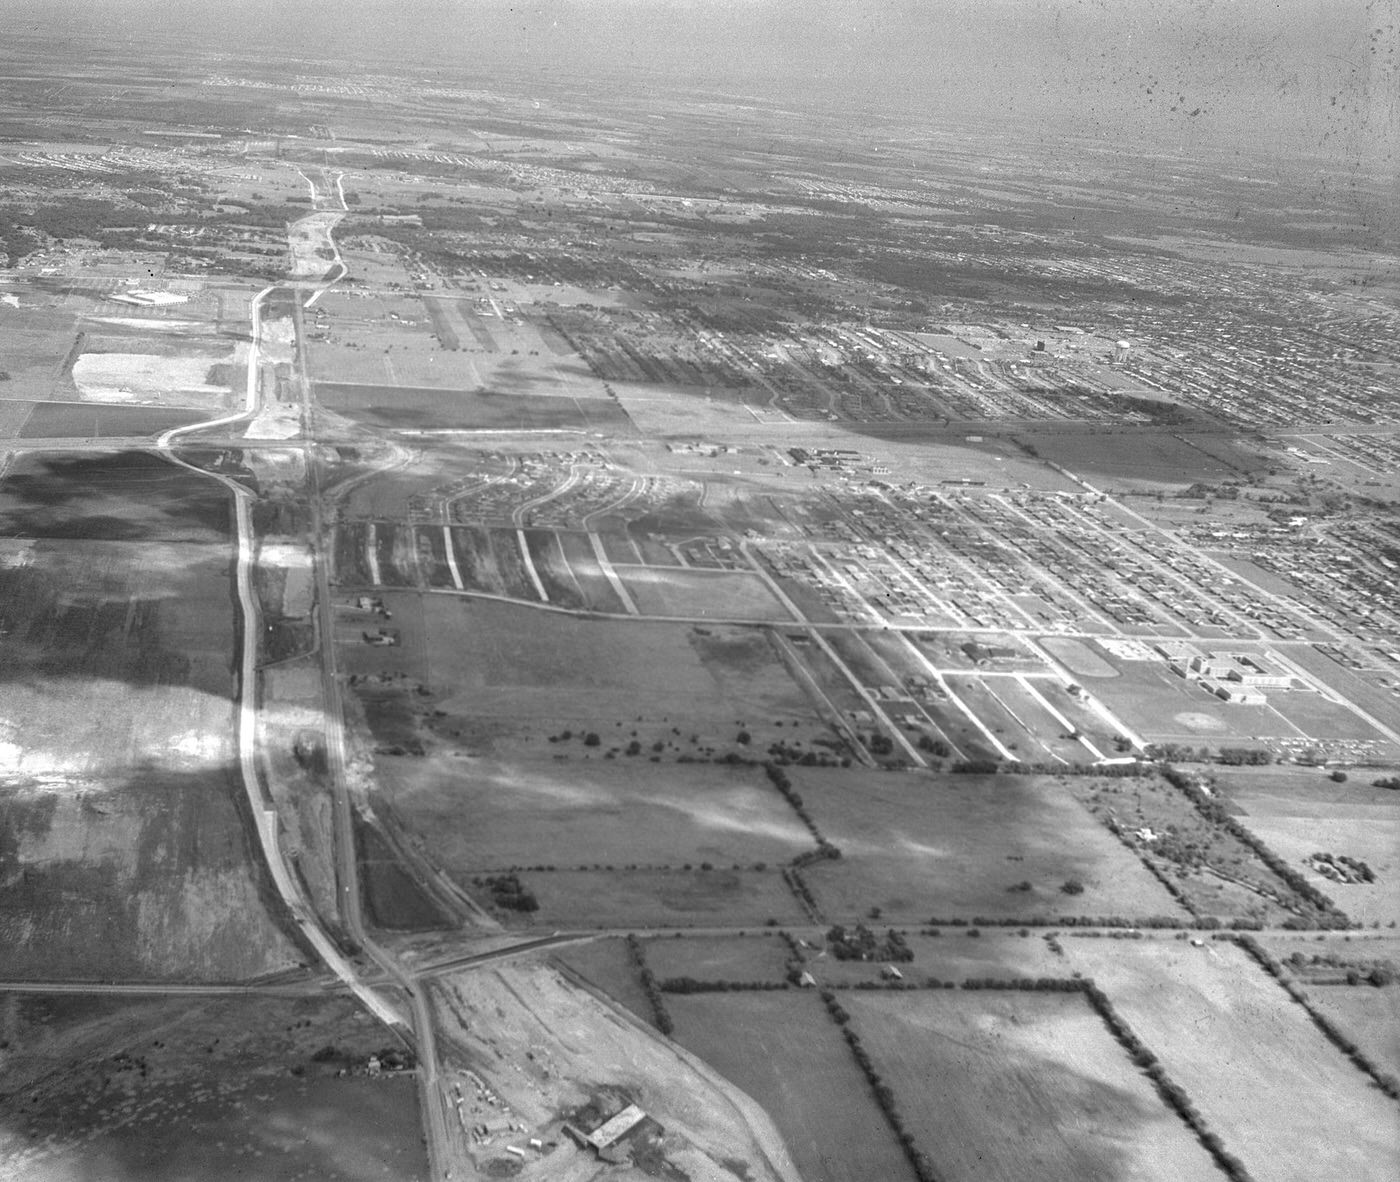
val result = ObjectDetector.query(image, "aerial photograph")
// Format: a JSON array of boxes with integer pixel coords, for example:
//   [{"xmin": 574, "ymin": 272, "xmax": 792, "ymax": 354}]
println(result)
[{"xmin": 0, "ymin": 0, "xmax": 1396, "ymax": 1178}]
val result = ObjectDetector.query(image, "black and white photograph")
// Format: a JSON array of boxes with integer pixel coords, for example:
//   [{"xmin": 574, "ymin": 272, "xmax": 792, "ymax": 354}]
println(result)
[{"xmin": 0, "ymin": 2, "xmax": 1396, "ymax": 1179}]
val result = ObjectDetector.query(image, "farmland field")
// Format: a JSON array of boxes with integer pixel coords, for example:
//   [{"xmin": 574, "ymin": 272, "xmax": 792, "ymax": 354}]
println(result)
[
  {"xmin": 474, "ymin": 867, "xmax": 806, "ymax": 928},
  {"xmin": 0, "ymin": 451, "xmax": 231, "ymax": 541},
  {"xmin": 18, "ymin": 401, "xmax": 206, "ymax": 438},
  {"xmin": 0, "ymin": 991, "xmax": 428, "ymax": 1181},
  {"xmin": 553, "ymin": 937, "xmax": 654, "ymax": 1020},
  {"xmin": 790, "ymin": 770, "xmax": 1188, "ymax": 922},
  {"xmin": 376, "ymin": 756, "xmax": 816, "ymax": 871},
  {"xmin": 1306, "ymin": 986, "xmax": 1400, "ymax": 1078},
  {"xmin": 351, "ymin": 597, "xmax": 833, "ymax": 757},
  {"xmin": 798, "ymin": 929, "xmax": 1064, "ymax": 988},
  {"xmin": 0, "ymin": 769, "xmax": 301, "ymax": 981},
  {"xmin": 645, "ymin": 933, "xmax": 793, "ymax": 984},
  {"xmin": 618, "ymin": 566, "xmax": 793, "ymax": 621},
  {"xmin": 315, "ymin": 380, "xmax": 631, "ymax": 432},
  {"xmin": 1064, "ymin": 938, "xmax": 1400, "ymax": 1181},
  {"xmin": 845, "ymin": 990, "xmax": 1220, "ymax": 1182},
  {"xmin": 667, "ymin": 991, "xmax": 919, "ymax": 1182},
  {"xmin": 0, "ymin": 538, "xmax": 233, "ymax": 695},
  {"xmin": 1222, "ymin": 776, "xmax": 1400, "ymax": 926}
]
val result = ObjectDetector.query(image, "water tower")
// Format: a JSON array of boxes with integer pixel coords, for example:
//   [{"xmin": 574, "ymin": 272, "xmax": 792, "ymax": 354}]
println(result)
[{"xmin": 1113, "ymin": 339, "xmax": 1131, "ymax": 364}]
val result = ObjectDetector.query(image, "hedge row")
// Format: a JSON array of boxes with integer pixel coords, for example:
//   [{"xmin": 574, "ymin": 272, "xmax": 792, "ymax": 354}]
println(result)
[
  {"xmin": 950, "ymin": 759, "xmax": 1151, "ymax": 777},
  {"xmin": 782, "ymin": 866, "xmax": 821, "ymax": 920},
  {"xmin": 922, "ymin": 914, "xmax": 1238, "ymax": 931},
  {"xmin": 764, "ymin": 762, "xmax": 842, "ymax": 861},
  {"xmin": 659, "ymin": 977, "xmax": 788, "ymax": 994},
  {"xmin": 817, "ymin": 989, "xmax": 943, "ymax": 1182},
  {"xmin": 1233, "ymin": 935, "xmax": 1400, "ymax": 1101},
  {"xmin": 625, "ymin": 933, "xmax": 674, "ymax": 1035},
  {"xmin": 1161, "ymin": 765, "xmax": 1350, "ymax": 927},
  {"xmin": 1094, "ymin": 813, "xmax": 1204, "ymax": 917},
  {"xmin": 1080, "ymin": 979, "xmax": 1255, "ymax": 1181}
]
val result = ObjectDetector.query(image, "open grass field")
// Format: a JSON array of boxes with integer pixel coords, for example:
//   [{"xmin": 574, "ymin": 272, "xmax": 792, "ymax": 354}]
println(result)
[
  {"xmin": 845, "ymin": 990, "xmax": 1220, "ymax": 1182},
  {"xmin": 377, "ymin": 756, "xmax": 816, "ymax": 871},
  {"xmin": 315, "ymin": 380, "xmax": 630, "ymax": 432},
  {"xmin": 553, "ymin": 937, "xmax": 655, "ymax": 1021},
  {"xmin": 0, "ymin": 304, "xmax": 84, "ymax": 402},
  {"xmin": 988, "ymin": 676, "xmax": 1096, "ymax": 763},
  {"xmin": 1276, "ymin": 645, "xmax": 1400, "ymax": 736},
  {"xmin": 618, "ymin": 566, "xmax": 794, "ymax": 621},
  {"xmin": 346, "ymin": 597, "xmax": 835, "ymax": 762},
  {"xmin": 948, "ymin": 675, "xmax": 1057, "ymax": 760},
  {"xmin": 0, "ymin": 396, "xmax": 38, "ymax": 438},
  {"xmin": 1306, "ymin": 986, "xmax": 1400, "ymax": 1078},
  {"xmin": 552, "ymin": 529, "xmax": 628, "ymax": 611},
  {"xmin": 1016, "ymin": 427, "xmax": 1262, "ymax": 488},
  {"xmin": 790, "ymin": 770, "xmax": 1189, "ymax": 923},
  {"xmin": 0, "ymin": 991, "xmax": 428, "ymax": 1181},
  {"xmin": 354, "ymin": 815, "xmax": 450, "ymax": 931},
  {"xmin": 18, "ymin": 401, "xmax": 206, "ymax": 438},
  {"xmin": 1064, "ymin": 937, "xmax": 1400, "ymax": 1181},
  {"xmin": 1033, "ymin": 679, "xmax": 1139, "ymax": 752},
  {"xmin": 667, "ymin": 991, "xmax": 919, "ymax": 1182},
  {"xmin": 799, "ymin": 929, "xmax": 1064, "ymax": 987},
  {"xmin": 521, "ymin": 527, "xmax": 586, "ymax": 608},
  {"xmin": 1041, "ymin": 636, "xmax": 1120, "ymax": 679},
  {"xmin": 1264, "ymin": 688, "xmax": 1393, "ymax": 743},
  {"xmin": 421, "ymin": 597, "xmax": 766, "ymax": 710},
  {"xmin": 1221, "ymin": 775, "xmax": 1400, "ymax": 926},
  {"xmin": 645, "ymin": 933, "xmax": 794, "ymax": 984},
  {"xmin": 479, "ymin": 867, "xmax": 806, "ymax": 928}
]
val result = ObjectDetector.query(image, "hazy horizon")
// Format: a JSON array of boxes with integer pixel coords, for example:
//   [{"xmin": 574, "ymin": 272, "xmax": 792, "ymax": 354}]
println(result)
[{"xmin": 0, "ymin": 0, "xmax": 1394, "ymax": 177}]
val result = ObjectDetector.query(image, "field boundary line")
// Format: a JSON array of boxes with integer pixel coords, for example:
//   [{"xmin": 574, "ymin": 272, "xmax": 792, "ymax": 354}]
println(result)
[
  {"xmin": 515, "ymin": 528, "xmax": 550, "ymax": 601},
  {"xmin": 587, "ymin": 530, "xmax": 639, "ymax": 614},
  {"xmin": 441, "ymin": 524, "xmax": 465, "ymax": 589},
  {"xmin": 1232, "ymin": 935, "xmax": 1400, "ymax": 1103}
]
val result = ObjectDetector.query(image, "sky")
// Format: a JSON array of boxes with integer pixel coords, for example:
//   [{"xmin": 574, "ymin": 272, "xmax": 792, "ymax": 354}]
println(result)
[{"xmin": 2, "ymin": 0, "xmax": 1394, "ymax": 173}]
